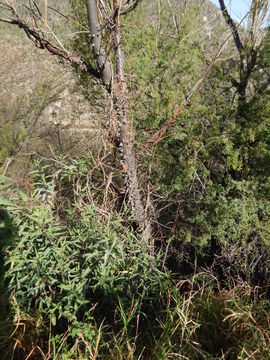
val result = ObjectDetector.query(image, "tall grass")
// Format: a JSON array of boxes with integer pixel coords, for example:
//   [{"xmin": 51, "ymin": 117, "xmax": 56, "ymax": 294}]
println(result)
[{"xmin": 2, "ymin": 276, "xmax": 270, "ymax": 359}]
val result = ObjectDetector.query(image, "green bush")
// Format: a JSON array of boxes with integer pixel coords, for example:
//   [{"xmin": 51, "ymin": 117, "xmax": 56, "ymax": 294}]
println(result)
[
  {"xmin": 1, "ymin": 159, "xmax": 171, "ymax": 358},
  {"xmin": 1, "ymin": 159, "xmax": 270, "ymax": 359}
]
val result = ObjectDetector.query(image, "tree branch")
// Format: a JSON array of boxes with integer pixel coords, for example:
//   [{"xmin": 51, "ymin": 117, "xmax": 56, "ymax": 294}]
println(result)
[
  {"xmin": 0, "ymin": 17, "xmax": 101, "ymax": 79},
  {"xmin": 219, "ymin": 0, "xmax": 243, "ymax": 55},
  {"xmin": 136, "ymin": 106, "xmax": 184, "ymax": 160},
  {"xmin": 86, "ymin": 0, "xmax": 112, "ymax": 87},
  {"xmin": 98, "ymin": 0, "xmax": 142, "ymax": 31},
  {"xmin": 120, "ymin": 0, "xmax": 142, "ymax": 15}
]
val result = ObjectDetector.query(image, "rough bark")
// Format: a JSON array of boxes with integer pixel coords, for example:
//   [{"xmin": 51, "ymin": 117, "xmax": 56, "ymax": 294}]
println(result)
[
  {"xmin": 85, "ymin": 0, "xmax": 152, "ymax": 247},
  {"xmin": 86, "ymin": 0, "xmax": 112, "ymax": 87},
  {"xmin": 111, "ymin": 0, "xmax": 152, "ymax": 247}
]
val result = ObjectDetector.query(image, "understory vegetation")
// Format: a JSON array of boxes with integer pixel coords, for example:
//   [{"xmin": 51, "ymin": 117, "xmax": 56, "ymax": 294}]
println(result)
[
  {"xmin": 2, "ymin": 159, "xmax": 270, "ymax": 359},
  {"xmin": 1, "ymin": 0, "xmax": 270, "ymax": 359}
]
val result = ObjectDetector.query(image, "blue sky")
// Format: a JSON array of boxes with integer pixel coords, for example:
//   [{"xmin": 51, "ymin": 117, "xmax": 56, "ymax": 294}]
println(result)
[{"xmin": 209, "ymin": 0, "xmax": 252, "ymax": 21}]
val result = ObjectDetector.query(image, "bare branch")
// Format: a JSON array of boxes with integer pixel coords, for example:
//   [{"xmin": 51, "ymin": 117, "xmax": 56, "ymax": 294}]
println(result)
[
  {"xmin": 136, "ymin": 106, "xmax": 184, "ymax": 161},
  {"xmin": 0, "ymin": 17, "xmax": 13, "ymax": 24},
  {"xmin": 96, "ymin": 0, "xmax": 142, "ymax": 32},
  {"xmin": 47, "ymin": 5, "xmax": 70, "ymax": 21},
  {"xmin": 219, "ymin": 0, "xmax": 243, "ymax": 55},
  {"xmin": 22, "ymin": 3, "xmax": 68, "ymax": 52},
  {"xmin": 120, "ymin": 0, "xmax": 142, "ymax": 15},
  {"xmin": 0, "ymin": 17, "xmax": 100, "ymax": 79},
  {"xmin": 33, "ymin": 0, "xmax": 42, "ymax": 18}
]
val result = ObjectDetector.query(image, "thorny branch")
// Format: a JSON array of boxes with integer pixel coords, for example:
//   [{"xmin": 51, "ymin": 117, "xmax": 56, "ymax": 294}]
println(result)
[
  {"xmin": 0, "ymin": 4, "xmax": 101, "ymax": 79},
  {"xmin": 25, "ymin": 20, "xmax": 98, "ymax": 76}
]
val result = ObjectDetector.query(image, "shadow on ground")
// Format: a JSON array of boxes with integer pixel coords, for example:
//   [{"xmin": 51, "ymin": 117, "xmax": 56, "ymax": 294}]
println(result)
[{"xmin": 0, "ymin": 208, "xmax": 14, "ymax": 359}]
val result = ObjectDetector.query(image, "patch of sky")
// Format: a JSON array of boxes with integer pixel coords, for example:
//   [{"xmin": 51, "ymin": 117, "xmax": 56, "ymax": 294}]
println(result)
[{"xmin": 209, "ymin": 0, "xmax": 269, "ymax": 27}]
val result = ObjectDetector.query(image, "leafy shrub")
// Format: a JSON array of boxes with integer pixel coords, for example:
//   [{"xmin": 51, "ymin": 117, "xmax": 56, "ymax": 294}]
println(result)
[
  {"xmin": 1, "ymin": 160, "xmax": 270, "ymax": 359},
  {"xmin": 1, "ymin": 158, "xmax": 171, "ymax": 358}
]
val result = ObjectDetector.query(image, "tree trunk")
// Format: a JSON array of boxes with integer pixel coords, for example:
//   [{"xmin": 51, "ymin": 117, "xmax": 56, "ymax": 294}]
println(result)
[
  {"xmin": 86, "ymin": 0, "xmax": 152, "ymax": 249},
  {"xmin": 111, "ymin": 0, "xmax": 152, "ymax": 248},
  {"xmin": 86, "ymin": 0, "xmax": 112, "ymax": 87}
]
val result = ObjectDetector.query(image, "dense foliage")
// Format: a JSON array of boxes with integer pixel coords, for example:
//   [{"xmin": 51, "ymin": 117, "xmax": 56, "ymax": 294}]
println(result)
[
  {"xmin": 2, "ymin": 159, "xmax": 270, "ymax": 359},
  {"xmin": 1, "ymin": 0, "xmax": 270, "ymax": 359}
]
